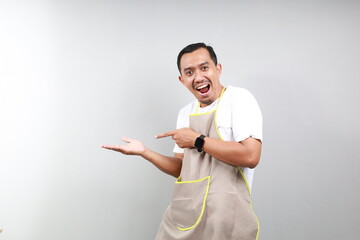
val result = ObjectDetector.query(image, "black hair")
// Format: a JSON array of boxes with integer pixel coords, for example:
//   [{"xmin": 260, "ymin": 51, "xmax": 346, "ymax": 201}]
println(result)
[{"xmin": 177, "ymin": 42, "xmax": 218, "ymax": 73}]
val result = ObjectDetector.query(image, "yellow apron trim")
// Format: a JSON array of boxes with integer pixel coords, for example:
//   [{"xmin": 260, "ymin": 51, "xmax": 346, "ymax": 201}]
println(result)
[
  {"xmin": 214, "ymin": 108, "xmax": 224, "ymax": 141},
  {"xmin": 238, "ymin": 167, "xmax": 260, "ymax": 240},
  {"xmin": 190, "ymin": 87, "xmax": 226, "ymax": 116},
  {"xmin": 189, "ymin": 108, "xmax": 216, "ymax": 116},
  {"xmin": 195, "ymin": 101, "xmax": 200, "ymax": 113},
  {"xmin": 237, "ymin": 167, "xmax": 251, "ymax": 195},
  {"xmin": 174, "ymin": 176, "xmax": 211, "ymax": 231},
  {"xmin": 252, "ymin": 202, "xmax": 260, "ymax": 240}
]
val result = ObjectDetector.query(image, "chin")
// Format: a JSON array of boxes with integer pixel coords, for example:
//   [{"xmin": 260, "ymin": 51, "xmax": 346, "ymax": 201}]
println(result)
[{"xmin": 199, "ymin": 98, "xmax": 214, "ymax": 106}]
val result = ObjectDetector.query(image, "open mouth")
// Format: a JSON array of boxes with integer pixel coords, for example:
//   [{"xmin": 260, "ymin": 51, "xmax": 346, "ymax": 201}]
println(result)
[{"xmin": 196, "ymin": 84, "xmax": 210, "ymax": 95}]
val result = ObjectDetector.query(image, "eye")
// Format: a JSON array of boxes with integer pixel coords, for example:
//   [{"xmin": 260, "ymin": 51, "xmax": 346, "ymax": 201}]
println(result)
[
  {"xmin": 185, "ymin": 70, "xmax": 193, "ymax": 76},
  {"xmin": 201, "ymin": 66, "xmax": 209, "ymax": 70}
]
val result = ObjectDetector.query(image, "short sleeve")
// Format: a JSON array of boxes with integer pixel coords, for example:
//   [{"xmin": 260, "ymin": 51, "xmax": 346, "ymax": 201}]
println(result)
[{"xmin": 231, "ymin": 89, "xmax": 263, "ymax": 142}]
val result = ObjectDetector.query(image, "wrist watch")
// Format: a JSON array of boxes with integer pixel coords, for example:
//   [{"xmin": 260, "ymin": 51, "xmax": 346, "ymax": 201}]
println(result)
[{"xmin": 194, "ymin": 134, "xmax": 206, "ymax": 152}]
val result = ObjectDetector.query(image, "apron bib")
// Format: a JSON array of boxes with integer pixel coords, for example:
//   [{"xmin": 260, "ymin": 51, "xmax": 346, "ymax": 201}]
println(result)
[{"xmin": 156, "ymin": 89, "xmax": 259, "ymax": 240}]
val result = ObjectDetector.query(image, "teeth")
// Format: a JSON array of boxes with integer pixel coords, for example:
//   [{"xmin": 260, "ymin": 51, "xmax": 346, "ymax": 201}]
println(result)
[{"xmin": 196, "ymin": 84, "xmax": 208, "ymax": 90}]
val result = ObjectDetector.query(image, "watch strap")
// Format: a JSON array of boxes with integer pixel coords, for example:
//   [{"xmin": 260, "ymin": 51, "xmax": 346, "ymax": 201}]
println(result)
[{"xmin": 195, "ymin": 134, "xmax": 206, "ymax": 152}]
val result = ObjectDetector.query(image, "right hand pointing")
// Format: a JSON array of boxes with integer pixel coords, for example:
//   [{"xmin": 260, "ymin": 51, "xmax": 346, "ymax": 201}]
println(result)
[{"xmin": 101, "ymin": 137, "xmax": 146, "ymax": 156}]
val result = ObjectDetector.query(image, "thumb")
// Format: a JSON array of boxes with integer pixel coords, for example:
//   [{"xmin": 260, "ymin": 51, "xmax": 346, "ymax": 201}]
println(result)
[{"xmin": 122, "ymin": 137, "xmax": 132, "ymax": 143}]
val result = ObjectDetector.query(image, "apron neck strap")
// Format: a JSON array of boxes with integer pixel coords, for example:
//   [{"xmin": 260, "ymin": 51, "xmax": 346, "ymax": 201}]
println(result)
[{"xmin": 195, "ymin": 87, "xmax": 226, "ymax": 113}]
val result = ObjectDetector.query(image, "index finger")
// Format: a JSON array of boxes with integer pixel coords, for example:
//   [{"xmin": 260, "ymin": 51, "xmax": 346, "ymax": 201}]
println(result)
[{"xmin": 155, "ymin": 130, "xmax": 176, "ymax": 139}]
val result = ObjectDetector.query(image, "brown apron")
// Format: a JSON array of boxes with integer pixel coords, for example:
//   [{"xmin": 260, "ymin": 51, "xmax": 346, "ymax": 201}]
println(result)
[{"xmin": 156, "ymin": 90, "xmax": 260, "ymax": 240}]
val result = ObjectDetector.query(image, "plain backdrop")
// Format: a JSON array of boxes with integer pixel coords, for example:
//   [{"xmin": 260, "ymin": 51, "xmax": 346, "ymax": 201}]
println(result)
[{"xmin": 1, "ymin": 0, "xmax": 359, "ymax": 239}]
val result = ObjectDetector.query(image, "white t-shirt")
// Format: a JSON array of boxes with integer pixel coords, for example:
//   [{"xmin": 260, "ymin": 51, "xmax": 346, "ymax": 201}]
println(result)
[{"xmin": 173, "ymin": 86, "xmax": 263, "ymax": 190}]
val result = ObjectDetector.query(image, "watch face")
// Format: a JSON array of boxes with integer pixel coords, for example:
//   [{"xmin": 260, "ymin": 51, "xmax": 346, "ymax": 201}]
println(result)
[{"xmin": 195, "ymin": 135, "xmax": 205, "ymax": 149}]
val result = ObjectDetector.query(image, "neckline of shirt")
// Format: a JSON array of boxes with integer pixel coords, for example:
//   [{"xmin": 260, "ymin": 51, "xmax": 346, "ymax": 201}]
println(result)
[{"xmin": 195, "ymin": 86, "xmax": 232, "ymax": 113}]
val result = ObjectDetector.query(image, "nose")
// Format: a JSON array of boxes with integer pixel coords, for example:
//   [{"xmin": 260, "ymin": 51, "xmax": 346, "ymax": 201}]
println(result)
[{"xmin": 194, "ymin": 70, "xmax": 205, "ymax": 83}]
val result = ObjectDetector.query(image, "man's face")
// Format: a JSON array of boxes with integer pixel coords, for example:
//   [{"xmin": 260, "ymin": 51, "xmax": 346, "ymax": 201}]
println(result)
[{"xmin": 178, "ymin": 48, "xmax": 223, "ymax": 107}]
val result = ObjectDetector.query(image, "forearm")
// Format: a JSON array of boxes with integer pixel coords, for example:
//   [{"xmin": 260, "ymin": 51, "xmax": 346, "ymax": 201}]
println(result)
[
  {"xmin": 141, "ymin": 148, "xmax": 182, "ymax": 178},
  {"xmin": 202, "ymin": 137, "xmax": 261, "ymax": 168}
]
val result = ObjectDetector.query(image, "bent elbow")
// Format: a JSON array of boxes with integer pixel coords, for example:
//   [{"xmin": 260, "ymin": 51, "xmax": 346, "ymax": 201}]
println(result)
[
  {"xmin": 247, "ymin": 159, "xmax": 259, "ymax": 169},
  {"xmin": 246, "ymin": 145, "xmax": 261, "ymax": 168},
  {"xmin": 236, "ymin": 138, "xmax": 262, "ymax": 169},
  {"xmin": 242, "ymin": 154, "xmax": 260, "ymax": 169}
]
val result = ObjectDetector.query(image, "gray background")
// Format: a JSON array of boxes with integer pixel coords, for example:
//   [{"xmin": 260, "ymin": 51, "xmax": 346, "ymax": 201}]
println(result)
[{"xmin": 1, "ymin": 0, "xmax": 359, "ymax": 239}]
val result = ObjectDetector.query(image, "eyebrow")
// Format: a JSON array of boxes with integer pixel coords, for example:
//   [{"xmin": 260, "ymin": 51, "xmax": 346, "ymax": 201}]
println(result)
[{"xmin": 183, "ymin": 62, "xmax": 209, "ymax": 72}]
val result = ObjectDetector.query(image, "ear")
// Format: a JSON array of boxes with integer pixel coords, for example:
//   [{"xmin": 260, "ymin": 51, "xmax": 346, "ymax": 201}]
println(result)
[
  {"xmin": 178, "ymin": 75, "xmax": 185, "ymax": 85},
  {"xmin": 216, "ymin": 63, "xmax": 223, "ymax": 77}
]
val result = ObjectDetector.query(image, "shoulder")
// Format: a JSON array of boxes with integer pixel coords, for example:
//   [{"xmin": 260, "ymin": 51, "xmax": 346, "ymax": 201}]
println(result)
[
  {"xmin": 177, "ymin": 100, "xmax": 197, "ymax": 121},
  {"xmin": 225, "ymin": 86, "xmax": 256, "ymax": 100},
  {"xmin": 175, "ymin": 100, "xmax": 197, "ymax": 129},
  {"xmin": 178, "ymin": 100, "xmax": 196, "ymax": 115},
  {"xmin": 221, "ymin": 86, "xmax": 258, "ymax": 108}
]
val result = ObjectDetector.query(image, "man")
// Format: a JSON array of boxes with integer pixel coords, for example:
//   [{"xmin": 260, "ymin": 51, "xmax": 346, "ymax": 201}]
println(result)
[{"xmin": 102, "ymin": 43, "xmax": 262, "ymax": 240}]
